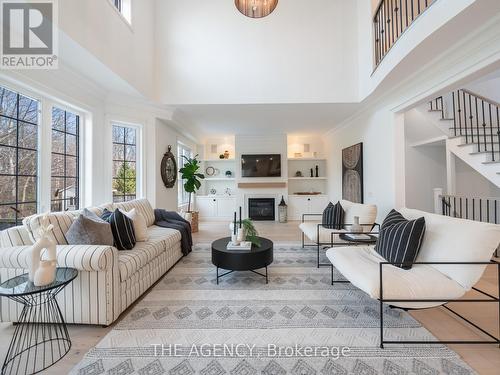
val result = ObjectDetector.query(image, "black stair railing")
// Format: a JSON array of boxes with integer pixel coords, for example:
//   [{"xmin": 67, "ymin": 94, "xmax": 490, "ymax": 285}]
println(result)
[
  {"xmin": 441, "ymin": 194, "xmax": 499, "ymax": 224},
  {"xmin": 373, "ymin": 0, "xmax": 436, "ymax": 67},
  {"xmin": 430, "ymin": 90, "xmax": 500, "ymax": 162}
]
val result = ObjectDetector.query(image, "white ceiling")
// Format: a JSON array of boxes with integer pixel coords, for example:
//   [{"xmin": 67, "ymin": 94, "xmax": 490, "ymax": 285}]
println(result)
[{"xmin": 171, "ymin": 103, "xmax": 360, "ymax": 139}]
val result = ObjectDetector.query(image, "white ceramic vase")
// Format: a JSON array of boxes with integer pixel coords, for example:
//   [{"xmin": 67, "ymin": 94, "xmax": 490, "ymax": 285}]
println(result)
[
  {"xmin": 350, "ymin": 216, "xmax": 363, "ymax": 233},
  {"xmin": 29, "ymin": 215, "xmax": 58, "ymax": 286}
]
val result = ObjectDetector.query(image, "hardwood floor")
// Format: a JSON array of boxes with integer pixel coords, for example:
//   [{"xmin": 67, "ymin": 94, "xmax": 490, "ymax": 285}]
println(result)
[{"xmin": 0, "ymin": 221, "xmax": 498, "ymax": 374}]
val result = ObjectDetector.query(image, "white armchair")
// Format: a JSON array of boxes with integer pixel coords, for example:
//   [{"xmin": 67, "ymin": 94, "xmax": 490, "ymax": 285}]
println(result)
[
  {"xmin": 326, "ymin": 208, "xmax": 500, "ymax": 347},
  {"xmin": 299, "ymin": 200, "xmax": 378, "ymax": 267}
]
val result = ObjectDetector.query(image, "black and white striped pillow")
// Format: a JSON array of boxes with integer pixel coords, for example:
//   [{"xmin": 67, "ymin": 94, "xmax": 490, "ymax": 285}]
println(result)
[
  {"xmin": 375, "ymin": 209, "xmax": 426, "ymax": 270},
  {"xmin": 101, "ymin": 209, "xmax": 136, "ymax": 250},
  {"xmin": 322, "ymin": 201, "xmax": 344, "ymax": 230}
]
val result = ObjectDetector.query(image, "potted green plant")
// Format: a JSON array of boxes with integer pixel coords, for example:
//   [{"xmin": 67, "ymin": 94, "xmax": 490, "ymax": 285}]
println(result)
[{"xmin": 179, "ymin": 154, "xmax": 204, "ymax": 233}]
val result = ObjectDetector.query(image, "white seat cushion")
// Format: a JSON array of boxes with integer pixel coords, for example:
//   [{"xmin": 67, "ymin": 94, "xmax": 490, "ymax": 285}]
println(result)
[
  {"xmin": 401, "ymin": 208, "xmax": 500, "ymax": 289},
  {"xmin": 326, "ymin": 246, "xmax": 467, "ymax": 309},
  {"xmin": 118, "ymin": 225, "xmax": 180, "ymax": 281},
  {"xmin": 299, "ymin": 222, "xmax": 348, "ymax": 244}
]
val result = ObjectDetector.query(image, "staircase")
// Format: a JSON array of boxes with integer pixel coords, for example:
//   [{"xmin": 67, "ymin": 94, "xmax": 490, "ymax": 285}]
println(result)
[{"xmin": 426, "ymin": 90, "xmax": 500, "ymax": 187}]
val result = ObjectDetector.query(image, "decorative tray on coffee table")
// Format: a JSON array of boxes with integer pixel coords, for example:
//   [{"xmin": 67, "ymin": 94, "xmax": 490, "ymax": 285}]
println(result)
[{"xmin": 226, "ymin": 241, "xmax": 252, "ymax": 251}]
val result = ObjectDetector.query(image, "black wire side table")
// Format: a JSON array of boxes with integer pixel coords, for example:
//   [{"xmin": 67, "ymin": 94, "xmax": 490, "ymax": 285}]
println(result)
[{"xmin": 0, "ymin": 267, "xmax": 77, "ymax": 375}]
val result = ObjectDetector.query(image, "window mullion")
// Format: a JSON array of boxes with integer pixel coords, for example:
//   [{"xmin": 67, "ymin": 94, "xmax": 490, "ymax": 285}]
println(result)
[{"xmin": 38, "ymin": 98, "xmax": 52, "ymax": 213}]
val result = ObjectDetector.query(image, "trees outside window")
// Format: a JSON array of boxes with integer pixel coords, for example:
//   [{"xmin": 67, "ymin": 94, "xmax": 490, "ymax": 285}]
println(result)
[
  {"xmin": 112, "ymin": 124, "xmax": 137, "ymax": 202},
  {"xmin": 51, "ymin": 107, "xmax": 80, "ymax": 212},
  {"xmin": 0, "ymin": 86, "xmax": 39, "ymax": 230}
]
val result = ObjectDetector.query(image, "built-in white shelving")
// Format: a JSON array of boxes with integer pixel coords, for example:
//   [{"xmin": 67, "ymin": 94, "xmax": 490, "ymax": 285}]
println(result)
[
  {"xmin": 287, "ymin": 158, "xmax": 326, "ymax": 161},
  {"xmin": 199, "ymin": 157, "xmax": 236, "ymax": 196},
  {"xmin": 201, "ymin": 159, "xmax": 236, "ymax": 162},
  {"xmin": 287, "ymin": 158, "xmax": 327, "ymax": 195},
  {"xmin": 288, "ymin": 177, "xmax": 327, "ymax": 180},
  {"xmin": 204, "ymin": 177, "xmax": 236, "ymax": 181}
]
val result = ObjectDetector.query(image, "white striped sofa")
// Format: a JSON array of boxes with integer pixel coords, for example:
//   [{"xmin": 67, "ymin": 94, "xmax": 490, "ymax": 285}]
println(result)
[{"xmin": 0, "ymin": 199, "xmax": 183, "ymax": 326}]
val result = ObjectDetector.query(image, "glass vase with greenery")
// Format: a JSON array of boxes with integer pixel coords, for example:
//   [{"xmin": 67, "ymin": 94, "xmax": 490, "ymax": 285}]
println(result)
[{"xmin": 241, "ymin": 219, "xmax": 261, "ymax": 247}]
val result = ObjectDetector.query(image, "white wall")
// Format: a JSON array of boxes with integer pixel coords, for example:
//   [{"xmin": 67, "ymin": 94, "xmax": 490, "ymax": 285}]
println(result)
[
  {"xmin": 325, "ymin": 107, "xmax": 398, "ymax": 221},
  {"xmin": 455, "ymin": 158, "xmax": 500, "ymax": 198},
  {"xmin": 155, "ymin": 0, "xmax": 359, "ymax": 104},
  {"xmin": 155, "ymin": 120, "xmax": 198, "ymax": 211},
  {"xmin": 405, "ymin": 144, "xmax": 447, "ymax": 213},
  {"xmin": 58, "ymin": 0, "xmax": 156, "ymax": 98},
  {"xmin": 465, "ymin": 76, "xmax": 500, "ymax": 103}
]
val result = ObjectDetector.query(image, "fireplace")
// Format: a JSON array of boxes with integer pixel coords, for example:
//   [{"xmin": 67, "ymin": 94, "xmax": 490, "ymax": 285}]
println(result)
[{"xmin": 248, "ymin": 198, "xmax": 275, "ymax": 221}]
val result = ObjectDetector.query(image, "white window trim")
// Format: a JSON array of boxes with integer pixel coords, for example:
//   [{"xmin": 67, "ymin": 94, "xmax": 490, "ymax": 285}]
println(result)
[
  {"xmin": 47, "ymin": 102, "xmax": 85, "ymax": 212},
  {"xmin": 109, "ymin": 120, "xmax": 144, "ymax": 202},
  {"xmin": 177, "ymin": 142, "xmax": 193, "ymax": 207},
  {"xmin": 0, "ymin": 79, "xmax": 87, "ymax": 215}
]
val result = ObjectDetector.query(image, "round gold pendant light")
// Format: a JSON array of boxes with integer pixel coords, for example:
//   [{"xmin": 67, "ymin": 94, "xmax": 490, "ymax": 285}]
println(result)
[{"xmin": 235, "ymin": 0, "xmax": 278, "ymax": 19}]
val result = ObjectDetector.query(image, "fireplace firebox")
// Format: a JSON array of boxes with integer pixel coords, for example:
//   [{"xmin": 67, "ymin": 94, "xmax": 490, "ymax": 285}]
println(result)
[{"xmin": 248, "ymin": 198, "xmax": 275, "ymax": 221}]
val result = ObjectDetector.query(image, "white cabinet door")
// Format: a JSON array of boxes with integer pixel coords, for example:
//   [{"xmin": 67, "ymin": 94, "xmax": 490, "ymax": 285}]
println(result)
[
  {"xmin": 309, "ymin": 196, "xmax": 329, "ymax": 214},
  {"xmin": 216, "ymin": 197, "xmax": 236, "ymax": 218},
  {"xmin": 288, "ymin": 196, "xmax": 310, "ymax": 220},
  {"xmin": 196, "ymin": 197, "xmax": 216, "ymax": 218}
]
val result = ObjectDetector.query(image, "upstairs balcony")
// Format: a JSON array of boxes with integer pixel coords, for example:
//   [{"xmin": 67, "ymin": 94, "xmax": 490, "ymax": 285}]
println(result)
[{"xmin": 373, "ymin": 0, "xmax": 437, "ymax": 68}]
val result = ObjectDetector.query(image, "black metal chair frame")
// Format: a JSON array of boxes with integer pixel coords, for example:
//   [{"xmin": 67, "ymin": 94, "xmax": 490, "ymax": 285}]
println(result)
[
  {"xmin": 301, "ymin": 213, "xmax": 380, "ymax": 268},
  {"xmin": 331, "ymin": 260, "xmax": 500, "ymax": 348}
]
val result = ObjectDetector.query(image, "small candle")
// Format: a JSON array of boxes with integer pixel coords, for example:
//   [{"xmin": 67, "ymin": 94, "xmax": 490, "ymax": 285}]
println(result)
[
  {"xmin": 239, "ymin": 206, "xmax": 242, "ymax": 228},
  {"xmin": 233, "ymin": 212, "xmax": 237, "ymax": 235}
]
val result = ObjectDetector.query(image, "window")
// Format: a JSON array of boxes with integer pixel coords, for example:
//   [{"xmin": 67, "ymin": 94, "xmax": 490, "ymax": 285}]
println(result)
[
  {"xmin": 114, "ymin": 0, "xmax": 122, "ymax": 12},
  {"xmin": 112, "ymin": 124, "xmax": 137, "ymax": 203},
  {"xmin": 0, "ymin": 86, "xmax": 39, "ymax": 230},
  {"xmin": 178, "ymin": 143, "xmax": 193, "ymax": 206},
  {"xmin": 111, "ymin": 0, "xmax": 131, "ymax": 24},
  {"xmin": 51, "ymin": 107, "xmax": 80, "ymax": 212}
]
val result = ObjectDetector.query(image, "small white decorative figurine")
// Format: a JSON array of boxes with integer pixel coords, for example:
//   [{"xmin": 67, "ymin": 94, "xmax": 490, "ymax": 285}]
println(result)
[{"xmin": 29, "ymin": 215, "xmax": 57, "ymax": 286}]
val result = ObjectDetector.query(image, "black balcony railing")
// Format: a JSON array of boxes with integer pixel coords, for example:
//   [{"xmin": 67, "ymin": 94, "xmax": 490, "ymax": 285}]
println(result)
[{"xmin": 373, "ymin": 0, "xmax": 436, "ymax": 67}]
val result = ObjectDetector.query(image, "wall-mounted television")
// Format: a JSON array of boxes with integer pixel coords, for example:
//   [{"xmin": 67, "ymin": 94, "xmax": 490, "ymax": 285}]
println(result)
[{"xmin": 241, "ymin": 154, "xmax": 281, "ymax": 177}]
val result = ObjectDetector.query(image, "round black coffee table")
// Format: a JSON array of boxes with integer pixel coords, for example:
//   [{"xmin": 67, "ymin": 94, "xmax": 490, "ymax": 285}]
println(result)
[
  {"xmin": 211, "ymin": 237, "xmax": 273, "ymax": 284},
  {"xmin": 0, "ymin": 267, "xmax": 77, "ymax": 375}
]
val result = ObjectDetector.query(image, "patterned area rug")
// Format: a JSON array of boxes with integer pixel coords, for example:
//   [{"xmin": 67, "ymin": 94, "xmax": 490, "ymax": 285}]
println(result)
[{"xmin": 71, "ymin": 243, "xmax": 475, "ymax": 374}]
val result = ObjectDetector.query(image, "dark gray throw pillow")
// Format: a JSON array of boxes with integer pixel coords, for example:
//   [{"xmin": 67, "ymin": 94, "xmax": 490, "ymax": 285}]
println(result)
[
  {"xmin": 375, "ymin": 209, "xmax": 426, "ymax": 270},
  {"xmin": 322, "ymin": 201, "xmax": 344, "ymax": 229},
  {"xmin": 66, "ymin": 210, "xmax": 114, "ymax": 246}
]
